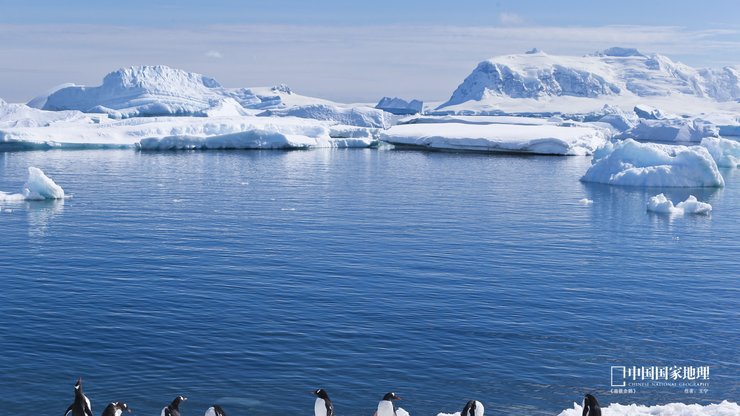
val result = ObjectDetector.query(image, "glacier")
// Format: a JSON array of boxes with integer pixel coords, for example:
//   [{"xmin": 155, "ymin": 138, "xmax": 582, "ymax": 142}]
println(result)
[
  {"xmin": 0, "ymin": 167, "xmax": 65, "ymax": 201},
  {"xmin": 581, "ymin": 139, "xmax": 725, "ymax": 187}
]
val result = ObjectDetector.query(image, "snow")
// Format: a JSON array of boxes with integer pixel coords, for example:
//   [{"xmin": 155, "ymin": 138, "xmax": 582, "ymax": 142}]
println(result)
[
  {"xmin": 634, "ymin": 104, "xmax": 666, "ymax": 120},
  {"xmin": 557, "ymin": 400, "xmax": 739, "ymax": 416},
  {"xmin": 379, "ymin": 122, "xmax": 607, "ymax": 155},
  {"xmin": 376, "ymin": 97, "xmax": 423, "ymax": 115},
  {"xmin": 258, "ymin": 104, "xmax": 391, "ymax": 128},
  {"xmin": 32, "ymin": 65, "xmax": 334, "ymax": 118},
  {"xmin": 701, "ymin": 137, "xmax": 740, "ymax": 167},
  {"xmin": 0, "ymin": 114, "xmax": 376, "ymax": 149},
  {"xmin": 581, "ymin": 139, "xmax": 725, "ymax": 187},
  {"xmin": 0, "ymin": 167, "xmax": 65, "ymax": 201},
  {"xmin": 647, "ymin": 193, "xmax": 712, "ymax": 215}
]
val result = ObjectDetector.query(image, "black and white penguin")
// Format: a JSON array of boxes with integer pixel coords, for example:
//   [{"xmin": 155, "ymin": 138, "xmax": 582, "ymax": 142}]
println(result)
[
  {"xmin": 64, "ymin": 377, "xmax": 93, "ymax": 416},
  {"xmin": 312, "ymin": 389, "xmax": 335, "ymax": 416},
  {"xmin": 461, "ymin": 400, "xmax": 484, "ymax": 416},
  {"xmin": 375, "ymin": 392, "xmax": 401, "ymax": 416},
  {"xmin": 162, "ymin": 396, "xmax": 188, "ymax": 416},
  {"xmin": 582, "ymin": 394, "xmax": 601, "ymax": 416},
  {"xmin": 101, "ymin": 402, "xmax": 130, "ymax": 416},
  {"xmin": 204, "ymin": 405, "xmax": 226, "ymax": 416}
]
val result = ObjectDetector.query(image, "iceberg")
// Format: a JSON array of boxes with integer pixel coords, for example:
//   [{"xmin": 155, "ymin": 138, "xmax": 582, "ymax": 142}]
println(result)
[
  {"xmin": 581, "ymin": 139, "xmax": 725, "ymax": 187},
  {"xmin": 0, "ymin": 167, "xmax": 65, "ymax": 201},
  {"xmin": 379, "ymin": 122, "xmax": 607, "ymax": 155},
  {"xmin": 375, "ymin": 97, "xmax": 423, "ymax": 115},
  {"xmin": 258, "ymin": 104, "xmax": 391, "ymax": 128},
  {"xmin": 701, "ymin": 136, "xmax": 740, "ymax": 167},
  {"xmin": 0, "ymin": 114, "xmax": 376, "ymax": 149},
  {"xmin": 647, "ymin": 193, "xmax": 712, "ymax": 215},
  {"xmin": 557, "ymin": 400, "xmax": 738, "ymax": 416},
  {"xmin": 617, "ymin": 118, "xmax": 718, "ymax": 143},
  {"xmin": 33, "ymin": 65, "xmax": 334, "ymax": 118},
  {"xmin": 633, "ymin": 104, "xmax": 666, "ymax": 120}
]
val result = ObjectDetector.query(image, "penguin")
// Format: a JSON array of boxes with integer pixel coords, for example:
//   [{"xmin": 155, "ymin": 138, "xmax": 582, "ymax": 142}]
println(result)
[
  {"xmin": 64, "ymin": 377, "xmax": 93, "ymax": 416},
  {"xmin": 204, "ymin": 405, "xmax": 226, "ymax": 416},
  {"xmin": 374, "ymin": 392, "xmax": 401, "ymax": 416},
  {"xmin": 312, "ymin": 389, "xmax": 334, "ymax": 416},
  {"xmin": 101, "ymin": 402, "xmax": 131, "ymax": 416},
  {"xmin": 461, "ymin": 400, "xmax": 484, "ymax": 416},
  {"xmin": 582, "ymin": 394, "xmax": 601, "ymax": 416},
  {"xmin": 162, "ymin": 396, "xmax": 188, "ymax": 416}
]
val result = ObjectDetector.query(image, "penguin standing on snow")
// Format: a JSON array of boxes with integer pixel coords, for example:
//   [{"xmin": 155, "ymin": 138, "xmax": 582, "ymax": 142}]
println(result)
[
  {"xmin": 461, "ymin": 400, "xmax": 484, "ymax": 416},
  {"xmin": 582, "ymin": 394, "xmax": 601, "ymax": 416},
  {"xmin": 375, "ymin": 392, "xmax": 401, "ymax": 416},
  {"xmin": 64, "ymin": 377, "xmax": 93, "ymax": 416},
  {"xmin": 101, "ymin": 402, "xmax": 131, "ymax": 416},
  {"xmin": 162, "ymin": 396, "xmax": 187, "ymax": 416},
  {"xmin": 204, "ymin": 405, "xmax": 226, "ymax": 416},
  {"xmin": 312, "ymin": 389, "xmax": 335, "ymax": 416}
]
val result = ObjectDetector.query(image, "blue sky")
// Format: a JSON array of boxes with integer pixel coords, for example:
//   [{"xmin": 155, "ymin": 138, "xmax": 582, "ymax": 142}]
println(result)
[{"xmin": 1, "ymin": 0, "xmax": 740, "ymax": 102}]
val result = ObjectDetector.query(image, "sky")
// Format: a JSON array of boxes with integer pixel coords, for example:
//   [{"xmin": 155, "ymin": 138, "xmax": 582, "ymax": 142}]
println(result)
[{"xmin": 1, "ymin": 0, "xmax": 740, "ymax": 103}]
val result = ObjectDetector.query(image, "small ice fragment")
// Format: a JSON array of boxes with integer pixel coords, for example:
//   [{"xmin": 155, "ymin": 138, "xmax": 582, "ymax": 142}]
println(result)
[
  {"xmin": 647, "ymin": 193, "xmax": 711, "ymax": 215},
  {"xmin": 579, "ymin": 198, "xmax": 594, "ymax": 205}
]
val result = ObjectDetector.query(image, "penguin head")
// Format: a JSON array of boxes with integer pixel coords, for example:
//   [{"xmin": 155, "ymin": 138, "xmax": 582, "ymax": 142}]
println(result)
[
  {"xmin": 584, "ymin": 394, "xmax": 599, "ymax": 407},
  {"xmin": 74, "ymin": 377, "xmax": 82, "ymax": 390},
  {"xmin": 382, "ymin": 392, "xmax": 401, "ymax": 401},
  {"xmin": 313, "ymin": 389, "xmax": 330, "ymax": 400},
  {"xmin": 171, "ymin": 396, "xmax": 187, "ymax": 409},
  {"xmin": 119, "ymin": 403, "xmax": 131, "ymax": 413}
]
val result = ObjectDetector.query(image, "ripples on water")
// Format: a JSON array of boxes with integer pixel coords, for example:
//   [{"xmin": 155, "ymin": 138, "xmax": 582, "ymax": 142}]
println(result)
[{"xmin": 0, "ymin": 149, "xmax": 737, "ymax": 416}]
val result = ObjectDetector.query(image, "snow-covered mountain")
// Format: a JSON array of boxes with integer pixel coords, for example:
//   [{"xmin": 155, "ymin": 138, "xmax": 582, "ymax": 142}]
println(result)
[
  {"xmin": 438, "ymin": 47, "xmax": 740, "ymax": 110},
  {"xmin": 32, "ymin": 65, "xmax": 335, "ymax": 118}
]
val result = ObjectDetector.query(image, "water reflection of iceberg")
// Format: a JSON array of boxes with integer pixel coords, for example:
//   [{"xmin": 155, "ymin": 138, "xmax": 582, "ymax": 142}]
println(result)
[{"xmin": 26, "ymin": 198, "xmax": 65, "ymax": 238}]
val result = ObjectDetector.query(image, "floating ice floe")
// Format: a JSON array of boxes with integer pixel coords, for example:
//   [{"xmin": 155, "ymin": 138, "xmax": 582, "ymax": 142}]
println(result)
[
  {"xmin": 617, "ymin": 118, "xmax": 719, "ymax": 143},
  {"xmin": 581, "ymin": 139, "xmax": 725, "ymax": 187},
  {"xmin": 379, "ymin": 122, "xmax": 607, "ymax": 155},
  {"xmin": 0, "ymin": 167, "xmax": 65, "ymax": 201},
  {"xmin": 557, "ymin": 400, "xmax": 739, "ymax": 416},
  {"xmin": 647, "ymin": 193, "xmax": 712, "ymax": 215},
  {"xmin": 0, "ymin": 115, "xmax": 377, "ymax": 150},
  {"xmin": 579, "ymin": 198, "xmax": 594, "ymax": 205},
  {"xmin": 701, "ymin": 137, "xmax": 740, "ymax": 168}
]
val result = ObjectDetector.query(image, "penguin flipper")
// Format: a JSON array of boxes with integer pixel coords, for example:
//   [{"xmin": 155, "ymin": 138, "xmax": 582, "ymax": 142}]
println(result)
[{"xmin": 64, "ymin": 404, "xmax": 73, "ymax": 416}]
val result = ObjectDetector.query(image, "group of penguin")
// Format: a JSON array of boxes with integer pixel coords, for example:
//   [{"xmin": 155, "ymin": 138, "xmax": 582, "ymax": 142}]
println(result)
[{"xmin": 64, "ymin": 378, "xmax": 603, "ymax": 416}]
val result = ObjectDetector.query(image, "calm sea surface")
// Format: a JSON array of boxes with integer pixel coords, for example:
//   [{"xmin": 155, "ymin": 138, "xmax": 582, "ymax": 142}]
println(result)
[{"xmin": 0, "ymin": 149, "xmax": 737, "ymax": 416}]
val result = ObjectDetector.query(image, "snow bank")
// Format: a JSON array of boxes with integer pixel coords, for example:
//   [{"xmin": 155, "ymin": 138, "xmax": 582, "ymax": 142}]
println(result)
[
  {"xmin": 581, "ymin": 139, "xmax": 725, "ymax": 187},
  {"xmin": 376, "ymin": 97, "xmax": 423, "ymax": 115},
  {"xmin": 379, "ymin": 123, "xmax": 607, "ymax": 155},
  {"xmin": 701, "ymin": 137, "xmax": 740, "ymax": 167},
  {"xmin": 647, "ymin": 193, "xmax": 712, "ymax": 215},
  {"xmin": 258, "ymin": 104, "xmax": 390, "ymax": 128},
  {"xmin": 557, "ymin": 400, "xmax": 738, "ymax": 416},
  {"xmin": 0, "ymin": 167, "xmax": 65, "ymax": 201}
]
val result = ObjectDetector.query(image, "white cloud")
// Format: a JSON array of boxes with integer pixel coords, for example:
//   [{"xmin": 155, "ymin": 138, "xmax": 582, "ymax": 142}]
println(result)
[
  {"xmin": 499, "ymin": 12, "xmax": 524, "ymax": 26},
  {"xmin": 205, "ymin": 50, "xmax": 223, "ymax": 59},
  {"xmin": 0, "ymin": 24, "xmax": 738, "ymax": 103}
]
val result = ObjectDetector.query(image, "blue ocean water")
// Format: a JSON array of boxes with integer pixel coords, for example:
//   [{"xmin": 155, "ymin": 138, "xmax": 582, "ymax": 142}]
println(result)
[{"xmin": 0, "ymin": 149, "xmax": 737, "ymax": 416}]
